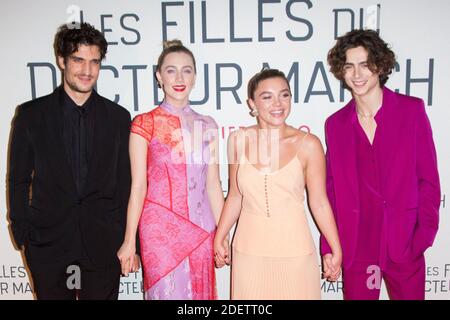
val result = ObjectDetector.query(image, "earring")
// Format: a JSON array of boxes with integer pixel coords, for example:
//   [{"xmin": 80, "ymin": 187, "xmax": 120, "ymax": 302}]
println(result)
[{"xmin": 250, "ymin": 109, "xmax": 259, "ymax": 117}]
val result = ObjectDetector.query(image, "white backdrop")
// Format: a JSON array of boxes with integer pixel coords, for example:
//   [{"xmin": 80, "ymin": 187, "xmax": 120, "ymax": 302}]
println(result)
[{"xmin": 0, "ymin": 0, "xmax": 448, "ymax": 300}]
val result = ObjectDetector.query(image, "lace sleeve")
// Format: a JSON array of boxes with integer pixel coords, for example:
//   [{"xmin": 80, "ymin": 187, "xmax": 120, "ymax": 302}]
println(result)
[{"xmin": 131, "ymin": 112, "xmax": 154, "ymax": 142}]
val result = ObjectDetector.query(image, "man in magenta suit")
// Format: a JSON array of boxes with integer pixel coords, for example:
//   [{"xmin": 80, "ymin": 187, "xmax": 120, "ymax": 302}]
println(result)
[{"xmin": 320, "ymin": 29, "xmax": 440, "ymax": 300}]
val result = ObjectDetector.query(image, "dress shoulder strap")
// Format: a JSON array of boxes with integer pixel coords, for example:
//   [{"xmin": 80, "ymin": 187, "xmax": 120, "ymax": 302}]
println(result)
[
  {"xmin": 295, "ymin": 130, "xmax": 310, "ymax": 156},
  {"xmin": 299, "ymin": 130, "xmax": 310, "ymax": 145},
  {"xmin": 230, "ymin": 128, "xmax": 246, "ymax": 164},
  {"xmin": 293, "ymin": 130, "xmax": 310, "ymax": 169}
]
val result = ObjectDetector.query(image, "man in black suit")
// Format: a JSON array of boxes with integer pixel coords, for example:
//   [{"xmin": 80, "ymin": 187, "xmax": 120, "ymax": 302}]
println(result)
[{"xmin": 8, "ymin": 22, "xmax": 138, "ymax": 299}]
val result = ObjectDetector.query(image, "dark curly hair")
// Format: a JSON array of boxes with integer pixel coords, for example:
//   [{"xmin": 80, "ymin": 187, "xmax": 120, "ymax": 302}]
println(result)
[
  {"xmin": 327, "ymin": 29, "xmax": 396, "ymax": 89},
  {"xmin": 247, "ymin": 68, "xmax": 291, "ymax": 100},
  {"xmin": 54, "ymin": 22, "xmax": 107, "ymax": 62}
]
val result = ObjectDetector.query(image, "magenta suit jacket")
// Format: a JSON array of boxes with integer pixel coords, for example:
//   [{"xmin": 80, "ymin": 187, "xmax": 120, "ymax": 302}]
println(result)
[{"xmin": 320, "ymin": 87, "xmax": 440, "ymax": 269}]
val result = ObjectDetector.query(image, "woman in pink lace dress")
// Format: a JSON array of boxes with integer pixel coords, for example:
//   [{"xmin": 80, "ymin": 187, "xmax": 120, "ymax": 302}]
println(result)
[{"xmin": 117, "ymin": 40, "xmax": 225, "ymax": 300}]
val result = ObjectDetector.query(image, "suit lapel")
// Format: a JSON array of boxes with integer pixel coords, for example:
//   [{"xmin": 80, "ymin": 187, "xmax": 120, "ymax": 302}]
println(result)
[
  {"xmin": 82, "ymin": 91, "xmax": 113, "ymax": 197},
  {"xmin": 378, "ymin": 87, "xmax": 401, "ymax": 189},
  {"xmin": 338, "ymin": 102, "xmax": 360, "ymax": 202},
  {"xmin": 45, "ymin": 88, "xmax": 115, "ymax": 197}
]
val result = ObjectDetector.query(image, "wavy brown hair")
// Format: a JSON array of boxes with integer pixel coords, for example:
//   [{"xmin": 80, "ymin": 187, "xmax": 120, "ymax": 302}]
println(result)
[
  {"xmin": 54, "ymin": 22, "xmax": 107, "ymax": 62},
  {"xmin": 327, "ymin": 29, "xmax": 396, "ymax": 89}
]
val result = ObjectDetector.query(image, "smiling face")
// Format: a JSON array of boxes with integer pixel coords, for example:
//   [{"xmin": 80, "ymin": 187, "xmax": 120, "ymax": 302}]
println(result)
[
  {"xmin": 343, "ymin": 46, "xmax": 381, "ymax": 98},
  {"xmin": 156, "ymin": 51, "xmax": 196, "ymax": 108},
  {"xmin": 248, "ymin": 76, "xmax": 292, "ymax": 128},
  {"xmin": 58, "ymin": 44, "xmax": 101, "ymax": 102}
]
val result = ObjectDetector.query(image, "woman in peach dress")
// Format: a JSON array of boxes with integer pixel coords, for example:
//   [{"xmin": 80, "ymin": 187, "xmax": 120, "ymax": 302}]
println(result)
[{"xmin": 214, "ymin": 68, "xmax": 342, "ymax": 300}]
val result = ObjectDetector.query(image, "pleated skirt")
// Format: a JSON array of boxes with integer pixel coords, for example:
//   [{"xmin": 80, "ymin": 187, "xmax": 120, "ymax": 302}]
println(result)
[{"xmin": 231, "ymin": 248, "xmax": 321, "ymax": 300}]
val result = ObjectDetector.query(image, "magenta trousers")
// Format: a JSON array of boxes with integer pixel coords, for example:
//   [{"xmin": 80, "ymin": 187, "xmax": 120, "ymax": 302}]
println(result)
[{"xmin": 342, "ymin": 256, "xmax": 425, "ymax": 300}]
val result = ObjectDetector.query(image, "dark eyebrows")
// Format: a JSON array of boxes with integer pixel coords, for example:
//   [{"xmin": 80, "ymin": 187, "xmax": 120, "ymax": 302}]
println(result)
[
  {"xmin": 344, "ymin": 61, "xmax": 368, "ymax": 66},
  {"xmin": 258, "ymin": 88, "xmax": 290, "ymax": 97},
  {"xmin": 69, "ymin": 55, "xmax": 83, "ymax": 61},
  {"xmin": 69, "ymin": 55, "xmax": 101, "ymax": 63}
]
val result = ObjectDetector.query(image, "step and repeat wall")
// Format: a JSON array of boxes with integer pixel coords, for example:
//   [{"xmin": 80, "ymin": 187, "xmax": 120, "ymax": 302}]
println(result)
[{"xmin": 0, "ymin": 0, "xmax": 448, "ymax": 300}]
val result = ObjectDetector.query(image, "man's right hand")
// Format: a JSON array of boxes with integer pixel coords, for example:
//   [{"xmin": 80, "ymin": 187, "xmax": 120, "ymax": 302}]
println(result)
[
  {"xmin": 322, "ymin": 253, "xmax": 341, "ymax": 282},
  {"xmin": 117, "ymin": 241, "xmax": 136, "ymax": 276}
]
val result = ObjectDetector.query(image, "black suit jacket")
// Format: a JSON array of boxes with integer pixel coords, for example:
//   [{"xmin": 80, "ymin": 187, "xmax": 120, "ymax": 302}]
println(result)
[{"xmin": 8, "ymin": 87, "xmax": 132, "ymax": 268}]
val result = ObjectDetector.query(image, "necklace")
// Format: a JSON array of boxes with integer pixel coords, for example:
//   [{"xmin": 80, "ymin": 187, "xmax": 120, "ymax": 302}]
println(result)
[{"xmin": 357, "ymin": 110, "xmax": 375, "ymax": 118}]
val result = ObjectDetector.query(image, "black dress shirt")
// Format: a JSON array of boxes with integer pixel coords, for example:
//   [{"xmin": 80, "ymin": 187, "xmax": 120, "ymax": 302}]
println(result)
[{"xmin": 61, "ymin": 90, "xmax": 95, "ymax": 196}]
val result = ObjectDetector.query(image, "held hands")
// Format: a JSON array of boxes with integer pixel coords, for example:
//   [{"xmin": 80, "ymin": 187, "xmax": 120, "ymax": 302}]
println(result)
[
  {"xmin": 213, "ymin": 237, "xmax": 231, "ymax": 268},
  {"xmin": 322, "ymin": 253, "xmax": 342, "ymax": 282},
  {"xmin": 117, "ymin": 241, "xmax": 141, "ymax": 276}
]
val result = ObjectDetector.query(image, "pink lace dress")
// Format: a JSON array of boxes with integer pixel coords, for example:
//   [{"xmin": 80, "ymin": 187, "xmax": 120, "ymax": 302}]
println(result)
[{"xmin": 131, "ymin": 102, "xmax": 218, "ymax": 300}]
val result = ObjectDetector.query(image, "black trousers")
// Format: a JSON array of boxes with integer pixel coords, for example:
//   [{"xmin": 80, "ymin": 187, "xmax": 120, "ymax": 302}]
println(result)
[{"xmin": 25, "ymin": 250, "xmax": 121, "ymax": 300}]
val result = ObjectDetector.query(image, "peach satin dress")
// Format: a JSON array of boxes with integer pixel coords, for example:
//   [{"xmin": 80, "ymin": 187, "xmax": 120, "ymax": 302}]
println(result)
[{"xmin": 231, "ymin": 131, "xmax": 321, "ymax": 300}]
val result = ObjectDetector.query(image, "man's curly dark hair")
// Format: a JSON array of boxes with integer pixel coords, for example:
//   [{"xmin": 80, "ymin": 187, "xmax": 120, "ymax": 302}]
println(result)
[
  {"xmin": 54, "ymin": 22, "xmax": 107, "ymax": 62},
  {"xmin": 327, "ymin": 29, "xmax": 396, "ymax": 89}
]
